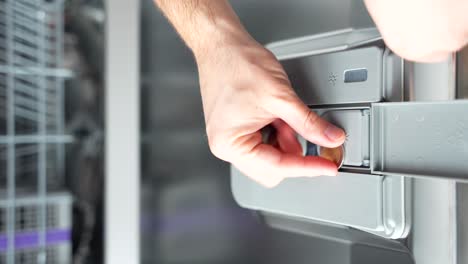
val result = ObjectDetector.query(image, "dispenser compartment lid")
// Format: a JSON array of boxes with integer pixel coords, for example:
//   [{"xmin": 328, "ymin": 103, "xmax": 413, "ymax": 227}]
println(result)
[{"xmin": 371, "ymin": 100, "xmax": 468, "ymax": 181}]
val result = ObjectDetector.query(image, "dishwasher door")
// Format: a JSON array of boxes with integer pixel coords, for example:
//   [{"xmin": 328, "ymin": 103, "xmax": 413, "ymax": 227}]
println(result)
[
  {"xmin": 231, "ymin": 27, "xmax": 468, "ymax": 264},
  {"xmin": 232, "ymin": 28, "xmax": 411, "ymax": 239}
]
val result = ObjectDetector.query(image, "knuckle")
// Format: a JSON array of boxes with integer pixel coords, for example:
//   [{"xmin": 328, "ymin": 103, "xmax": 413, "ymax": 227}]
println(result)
[
  {"xmin": 249, "ymin": 172, "xmax": 283, "ymax": 188},
  {"xmin": 266, "ymin": 88, "xmax": 297, "ymax": 113},
  {"xmin": 207, "ymin": 133, "xmax": 227, "ymax": 160},
  {"xmin": 263, "ymin": 177, "xmax": 282, "ymax": 188},
  {"xmin": 303, "ymin": 110, "xmax": 320, "ymax": 134}
]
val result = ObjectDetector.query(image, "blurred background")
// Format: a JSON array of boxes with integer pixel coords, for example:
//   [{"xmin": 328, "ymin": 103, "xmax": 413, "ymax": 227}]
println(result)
[{"xmin": 1, "ymin": 0, "xmax": 467, "ymax": 264}]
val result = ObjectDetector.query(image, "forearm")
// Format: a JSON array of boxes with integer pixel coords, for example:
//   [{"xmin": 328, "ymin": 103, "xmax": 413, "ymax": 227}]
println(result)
[{"xmin": 154, "ymin": 0, "xmax": 253, "ymax": 59}]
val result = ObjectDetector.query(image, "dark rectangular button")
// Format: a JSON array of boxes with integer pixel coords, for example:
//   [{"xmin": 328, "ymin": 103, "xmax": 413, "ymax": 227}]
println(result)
[{"xmin": 344, "ymin": 68, "xmax": 368, "ymax": 83}]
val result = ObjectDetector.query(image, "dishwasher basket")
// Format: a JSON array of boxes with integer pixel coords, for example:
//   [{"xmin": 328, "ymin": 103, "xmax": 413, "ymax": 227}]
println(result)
[
  {"xmin": 0, "ymin": 0, "xmax": 72, "ymax": 263},
  {"xmin": 0, "ymin": 193, "xmax": 72, "ymax": 264}
]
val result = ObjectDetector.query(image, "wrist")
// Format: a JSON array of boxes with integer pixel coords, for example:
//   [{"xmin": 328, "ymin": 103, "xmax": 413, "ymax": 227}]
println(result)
[
  {"xmin": 182, "ymin": 1, "xmax": 255, "ymax": 62},
  {"xmin": 191, "ymin": 16, "xmax": 254, "ymax": 61}
]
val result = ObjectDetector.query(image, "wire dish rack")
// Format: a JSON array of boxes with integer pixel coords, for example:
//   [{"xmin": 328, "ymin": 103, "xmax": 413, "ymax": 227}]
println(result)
[
  {"xmin": 0, "ymin": 0, "xmax": 72, "ymax": 263},
  {"xmin": 0, "ymin": 193, "xmax": 72, "ymax": 264}
]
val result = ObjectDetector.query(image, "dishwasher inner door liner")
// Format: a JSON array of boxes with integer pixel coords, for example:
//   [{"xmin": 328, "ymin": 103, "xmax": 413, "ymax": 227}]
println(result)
[{"xmin": 232, "ymin": 28, "xmax": 410, "ymax": 239}]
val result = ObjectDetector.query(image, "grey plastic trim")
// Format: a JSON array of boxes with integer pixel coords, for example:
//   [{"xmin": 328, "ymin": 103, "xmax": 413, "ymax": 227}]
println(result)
[
  {"xmin": 383, "ymin": 48, "xmax": 404, "ymax": 102},
  {"xmin": 232, "ymin": 167, "xmax": 410, "ymax": 239},
  {"xmin": 232, "ymin": 28, "xmax": 411, "ymax": 239},
  {"xmin": 270, "ymin": 29, "xmax": 403, "ymax": 106},
  {"xmin": 406, "ymin": 57, "xmax": 458, "ymax": 264},
  {"xmin": 231, "ymin": 105, "xmax": 410, "ymax": 239},
  {"xmin": 279, "ymin": 46, "xmax": 385, "ymax": 105},
  {"xmin": 372, "ymin": 100, "xmax": 468, "ymax": 181},
  {"xmin": 267, "ymin": 27, "xmax": 382, "ymax": 60},
  {"xmin": 263, "ymin": 213, "xmax": 411, "ymax": 255}
]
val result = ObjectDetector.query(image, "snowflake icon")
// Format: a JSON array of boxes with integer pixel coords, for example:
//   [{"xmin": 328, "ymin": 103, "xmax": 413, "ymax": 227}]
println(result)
[{"xmin": 328, "ymin": 73, "xmax": 338, "ymax": 86}]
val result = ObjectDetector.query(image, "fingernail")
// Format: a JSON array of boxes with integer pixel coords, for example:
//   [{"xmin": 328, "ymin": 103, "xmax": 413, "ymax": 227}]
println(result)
[{"xmin": 324, "ymin": 124, "xmax": 345, "ymax": 141}]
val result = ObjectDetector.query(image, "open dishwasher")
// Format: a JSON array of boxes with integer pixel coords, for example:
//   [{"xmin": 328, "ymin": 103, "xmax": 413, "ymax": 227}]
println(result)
[
  {"xmin": 232, "ymin": 27, "xmax": 468, "ymax": 264},
  {"xmin": 2, "ymin": 1, "xmax": 465, "ymax": 263}
]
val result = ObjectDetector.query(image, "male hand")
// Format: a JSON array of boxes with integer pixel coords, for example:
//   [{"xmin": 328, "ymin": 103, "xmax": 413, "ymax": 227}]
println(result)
[
  {"xmin": 195, "ymin": 36, "xmax": 346, "ymax": 187},
  {"xmin": 365, "ymin": 0, "xmax": 468, "ymax": 62}
]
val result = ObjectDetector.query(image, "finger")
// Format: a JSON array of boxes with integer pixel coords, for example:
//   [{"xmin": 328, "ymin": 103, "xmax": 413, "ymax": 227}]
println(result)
[
  {"xmin": 269, "ymin": 92, "xmax": 346, "ymax": 148},
  {"xmin": 271, "ymin": 119, "xmax": 302, "ymax": 155},
  {"xmin": 249, "ymin": 143, "xmax": 338, "ymax": 177},
  {"xmin": 235, "ymin": 135, "xmax": 338, "ymax": 188}
]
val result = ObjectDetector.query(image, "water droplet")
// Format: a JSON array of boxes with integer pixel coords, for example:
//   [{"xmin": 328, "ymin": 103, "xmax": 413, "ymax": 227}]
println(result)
[
  {"xmin": 416, "ymin": 116, "xmax": 425, "ymax": 122},
  {"xmin": 393, "ymin": 115, "xmax": 399, "ymax": 122}
]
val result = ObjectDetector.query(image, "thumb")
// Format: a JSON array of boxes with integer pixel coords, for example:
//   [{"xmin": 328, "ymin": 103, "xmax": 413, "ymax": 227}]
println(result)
[{"xmin": 270, "ymin": 93, "xmax": 346, "ymax": 148}]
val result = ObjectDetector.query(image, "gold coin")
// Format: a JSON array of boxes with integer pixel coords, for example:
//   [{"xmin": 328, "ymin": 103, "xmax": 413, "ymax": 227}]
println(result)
[{"xmin": 318, "ymin": 145, "xmax": 345, "ymax": 168}]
